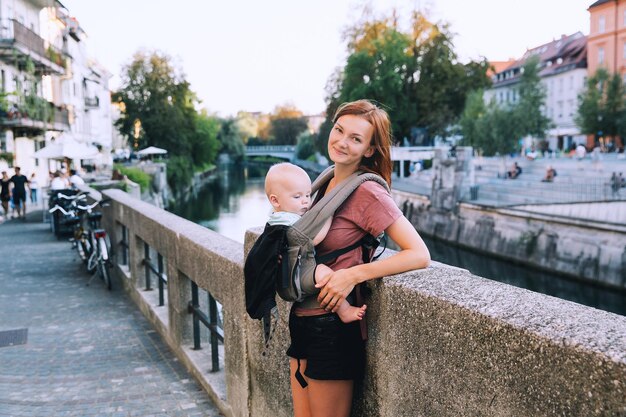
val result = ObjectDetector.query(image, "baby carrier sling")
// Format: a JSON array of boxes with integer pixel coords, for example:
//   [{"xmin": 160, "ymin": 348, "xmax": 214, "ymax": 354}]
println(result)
[{"xmin": 244, "ymin": 165, "xmax": 389, "ymax": 344}]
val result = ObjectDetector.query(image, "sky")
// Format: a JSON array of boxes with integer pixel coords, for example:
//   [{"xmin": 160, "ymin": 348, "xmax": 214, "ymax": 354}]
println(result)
[{"xmin": 60, "ymin": 0, "xmax": 593, "ymax": 117}]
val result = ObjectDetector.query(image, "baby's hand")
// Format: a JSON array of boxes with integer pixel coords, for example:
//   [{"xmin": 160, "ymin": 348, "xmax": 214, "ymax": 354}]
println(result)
[{"xmin": 314, "ymin": 272, "xmax": 331, "ymax": 288}]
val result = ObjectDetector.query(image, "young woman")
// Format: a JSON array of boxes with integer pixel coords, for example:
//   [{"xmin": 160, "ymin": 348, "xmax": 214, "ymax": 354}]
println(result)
[{"xmin": 287, "ymin": 100, "xmax": 430, "ymax": 417}]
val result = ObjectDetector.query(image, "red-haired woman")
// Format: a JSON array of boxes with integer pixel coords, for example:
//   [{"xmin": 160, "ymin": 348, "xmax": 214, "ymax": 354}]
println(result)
[{"xmin": 287, "ymin": 100, "xmax": 431, "ymax": 417}]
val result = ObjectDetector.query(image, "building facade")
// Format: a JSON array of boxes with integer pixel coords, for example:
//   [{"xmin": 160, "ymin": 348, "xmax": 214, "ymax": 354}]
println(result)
[
  {"xmin": 0, "ymin": 0, "xmax": 69, "ymax": 175},
  {"xmin": 485, "ymin": 33, "xmax": 588, "ymax": 152},
  {"xmin": 43, "ymin": 6, "xmax": 113, "ymax": 166},
  {"xmin": 0, "ymin": 0, "xmax": 113, "ymax": 180},
  {"xmin": 587, "ymin": 0, "xmax": 626, "ymax": 77}
]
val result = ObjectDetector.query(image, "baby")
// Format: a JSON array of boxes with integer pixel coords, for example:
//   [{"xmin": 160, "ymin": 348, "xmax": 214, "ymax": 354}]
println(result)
[{"xmin": 264, "ymin": 163, "xmax": 367, "ymax": 323}]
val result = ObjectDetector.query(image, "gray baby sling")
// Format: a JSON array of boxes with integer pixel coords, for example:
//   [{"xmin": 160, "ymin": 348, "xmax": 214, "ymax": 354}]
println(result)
[{"xmin": 278, "ymin": 165, "xmax": 390, "ymax": 303}]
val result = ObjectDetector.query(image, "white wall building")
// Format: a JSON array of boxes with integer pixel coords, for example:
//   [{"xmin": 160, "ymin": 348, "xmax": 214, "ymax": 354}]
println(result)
[
  {"xmin": 0, "ymin": 0, "xmax": 68, "ymax": 178},
  {"xmin": 485, "ymin": 32, "xmax": 588, "ymax": 152},
  {"xmin": 42, "ymin": 6, "xmax": 113, "ymax": 167}
]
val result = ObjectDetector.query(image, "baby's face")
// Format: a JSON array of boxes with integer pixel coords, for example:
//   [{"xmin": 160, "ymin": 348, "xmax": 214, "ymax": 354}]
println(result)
[{"xmin": 275, "ymin": 174, "xmax": 312, "ymax": 215}]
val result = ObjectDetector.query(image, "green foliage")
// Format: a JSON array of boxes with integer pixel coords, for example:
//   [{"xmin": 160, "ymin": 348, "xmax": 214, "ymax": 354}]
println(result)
[
  {"xmin": 324, "ymin": 11, "xmax": 491, "ymax": 143},
  {"xmin": 217, "ymin": 118, "xmax": 245, "ymax": 161},
  {"xmin": 114, "ymin": 164, "xmax": 152, "ymax": 192},
  {"xmin": 458, "ymin": 90, "xmax": 486, "ymax": 148},
  {"xmin": 166, "ymin": 155, "xmax": 194, "ymax": 190},
  {"xmin": 114, "ymin": 50, "xmax": 223, "ymax": 192},
  {"xmin": 296, "ymin": 133, "xmax": 317, "ymax": 160},
  {"xmin": 459, "ymin": 58, "xmax": 551, "ymax": 156},
  {"xmin": 191, "ymin": 111, "xmax": 221, "ymax": 167},
  {"xmin": 515, "ymin": 56, "xmax": 552, "ymax": 138},
  {"xmin": 270, "ymin": 116, "xmax": 309, "ymax": 145},
  {"xmin": 576, "ymin": 68, "xmax": 626, "ymax": 140}
]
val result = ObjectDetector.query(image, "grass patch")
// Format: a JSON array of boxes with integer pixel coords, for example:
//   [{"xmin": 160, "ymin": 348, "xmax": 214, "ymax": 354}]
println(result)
[{"xmin": 114, "ymin": 164, "xmax": 151, "ymax": 192}]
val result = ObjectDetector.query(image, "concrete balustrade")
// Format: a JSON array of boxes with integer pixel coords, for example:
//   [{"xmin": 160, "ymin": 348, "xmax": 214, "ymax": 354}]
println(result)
[{"xmin": 102, "ymin": 188, "xmax": 626, "ymax": 417}]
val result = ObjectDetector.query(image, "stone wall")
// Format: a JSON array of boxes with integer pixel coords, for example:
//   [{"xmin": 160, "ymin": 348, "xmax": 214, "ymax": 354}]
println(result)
[
  {"xmin": 391, "ymin": 189, "xmax": 626, "ymax": 288},
  {"xmin": 102, "ymin": 189, "xmax": 626, "ymax": 417}
]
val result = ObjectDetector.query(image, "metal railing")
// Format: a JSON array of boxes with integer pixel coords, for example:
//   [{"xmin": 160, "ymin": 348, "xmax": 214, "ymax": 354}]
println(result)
[
  {"xmin": 188, "ymin": 281, "xmax": 224, "ymax": 372},
  {"xmin": 459, "ymin": 177, "xmax": 626, "ymax": 206},
  {"xmin": 0, "ymin": 19, "xmax": 64, "ymax": 67},
  {"xmin": 142, "ymin": 243, "xmax": 167, "ymax": 306},
  {"xmin": 118, "ymin": 224, "xmax": 129, "ymax": 266}
]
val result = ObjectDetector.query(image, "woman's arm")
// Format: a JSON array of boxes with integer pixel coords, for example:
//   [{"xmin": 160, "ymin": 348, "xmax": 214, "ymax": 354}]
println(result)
[{"xmin": 316, "ymin": 215, "xmax": 430, "ymax": 311}]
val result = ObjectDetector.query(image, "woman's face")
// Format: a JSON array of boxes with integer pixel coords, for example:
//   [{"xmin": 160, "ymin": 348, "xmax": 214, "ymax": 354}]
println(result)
[{"xmin": 328, "ymin": 114, "xmax": 374, "ymax": 168}]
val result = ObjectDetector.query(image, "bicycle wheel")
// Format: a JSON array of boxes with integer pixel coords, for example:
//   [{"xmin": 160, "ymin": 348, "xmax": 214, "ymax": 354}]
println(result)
[
  {"xmin": 97, "ymin": 237, "xmax": 112, "ymax": 290},
  {"xmin": 98, "ymin": 260, "xmax": 112, "ymax": 290},
  {"xmin": 77, "ymin": 236, "xmax": 91, "ymax": 264},
  {"xmin": 86, "ymin": 235, "xmax": 98, "ymax": 274}
]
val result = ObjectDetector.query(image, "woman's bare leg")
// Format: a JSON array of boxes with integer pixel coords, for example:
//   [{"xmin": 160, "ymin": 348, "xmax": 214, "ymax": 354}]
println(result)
[
  {"xmin": 290, "ymin": 358, "xmax": 354, "ymax": 417},
  {"xmin": 308, "ymin": 379, "xmax": 353, "ymax": 417},
  {"xmin": 290, "ymin": 358, "xmax": 312, "ymax": 417}
]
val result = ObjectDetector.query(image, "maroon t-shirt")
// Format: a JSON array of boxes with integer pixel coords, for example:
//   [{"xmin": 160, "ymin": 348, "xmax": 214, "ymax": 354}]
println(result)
[{"xmin": 316, "ymin": 180, "xmax": 402, "ymax": 272}]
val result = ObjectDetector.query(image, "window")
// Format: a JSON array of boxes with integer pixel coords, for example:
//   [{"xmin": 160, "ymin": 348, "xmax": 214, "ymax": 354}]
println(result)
[
  {"xmin": 569, "ymin": 76, "xmax": 574, "ymax": 89},
  {"xmin": 599, "ymin": 47, "xmax": 605, "ymax": 64},
  {"xmin": 559, "ymin": 78, "xmax": 564, "ymax": 93},
  {"xmin": 1, "ymin": 70, "xmax": 5, "ymax": 92},
  {"xmin": 623, "ymin": 42, "xmax": 626, "ymax": 59},
  {"xmin": 623, "ymin": 9, "xmax": 626, "ymax": 27},
  {"xmin": 599, "ymin": 15, "xmax": 606, "ymax": 33},
  {"xmin": 557, "ymin": 101, "xmax": 563, "ymax": 118},
  {"xmin": 568, "ymin": 99, "xmax": 574, "ymax": 116}
]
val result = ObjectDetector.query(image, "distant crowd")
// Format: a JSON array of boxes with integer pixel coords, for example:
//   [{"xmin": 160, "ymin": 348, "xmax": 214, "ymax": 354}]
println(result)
[{"xmin": 0, "ymin": 167, "xmax": 85, "ymax": 221}]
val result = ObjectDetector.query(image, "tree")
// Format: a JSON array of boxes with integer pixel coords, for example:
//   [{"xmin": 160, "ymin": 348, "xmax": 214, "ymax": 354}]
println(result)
[
  {"xmin": 576, "ymin": 68, "xmax": 625, "ymax": 143},
  {"xmin": 269, "ymin": 105, "xmax": 309, "ymax": 145},
  {"xmin": 235, "ymin": 111, "xmax": 260, "ymax": 144},
  {"xmin": 515, "ymin": 56, "xmax": 552, "ymax": 139},
  {"xmin": 323, "ymin": 10, "xmax": 491, "ymax": 145},
  {"xmin": 218, "ymin": 118, "xmax": 245, "ymax": 161},
  {"xmin": 295, "ymin": 132, "xmax": 317, "ymax": 160},
  {"xmin": 458, "ymin": 90, "xmax": 487, "ymax": 148},
  {"xmin": 190, "ymin": 111, "xmax": 222, "ymax": 167},
  {"xmin": 114, "ymin": 50, "xmax": 197, "ymax": 156}
]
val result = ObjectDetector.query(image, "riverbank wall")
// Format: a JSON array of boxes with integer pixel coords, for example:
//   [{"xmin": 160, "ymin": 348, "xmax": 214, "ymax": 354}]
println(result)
[
  {"xmin": 101, "ymin": 188, "xmax": 626, "ymax": 417},
  {"xmin": 390, "ymin": 190, "xmax": 626, "ymax": 289}
]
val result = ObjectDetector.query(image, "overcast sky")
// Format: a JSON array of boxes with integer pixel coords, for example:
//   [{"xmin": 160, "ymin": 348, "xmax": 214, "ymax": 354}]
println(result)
[{"xmin": 60, "ymin": 0, "xmax": 592, "ymax": 117}]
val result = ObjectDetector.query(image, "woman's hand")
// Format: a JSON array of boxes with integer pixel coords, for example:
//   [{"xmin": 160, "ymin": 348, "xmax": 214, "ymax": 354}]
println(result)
[{"xmin": 316, "ymin": 268, "xmax": 357, "ymax": 312}]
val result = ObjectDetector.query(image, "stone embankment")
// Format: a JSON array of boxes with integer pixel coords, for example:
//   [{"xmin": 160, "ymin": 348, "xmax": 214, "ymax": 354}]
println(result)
[{"xmin": 391, "ymin": 149, "xmax": 626, "ymax": 288}]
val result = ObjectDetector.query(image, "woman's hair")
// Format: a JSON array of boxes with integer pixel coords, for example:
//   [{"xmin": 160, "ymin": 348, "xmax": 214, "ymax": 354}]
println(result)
[{"xmin": 332, "ymin": 99, "xmax": 393, "ymax": 186}]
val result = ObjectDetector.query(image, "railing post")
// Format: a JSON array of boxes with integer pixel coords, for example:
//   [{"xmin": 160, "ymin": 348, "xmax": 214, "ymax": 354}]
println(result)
[
  {"xmin": 209, "ymin": 293, "xmax": 219, "ymax": 372},
  {"xmin": 158, "ymin": 253, "xmax": 164, "ymax": 306},
  {"xmin": 121, "ymin": 226, "xmax": 128, "ymax": 265},
  {"xmin": 144, "ymin": 243, "xmax": 152, "ymax": 291},
  {"xmin": 191, "ymin": 281, "xmax": 201, "ymax": 350}
]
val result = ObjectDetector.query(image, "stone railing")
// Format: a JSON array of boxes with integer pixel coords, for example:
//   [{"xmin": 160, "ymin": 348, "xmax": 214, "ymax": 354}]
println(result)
[{"xmin": 101, "ymin": 188, "xmax": 626, "ymax": 417}]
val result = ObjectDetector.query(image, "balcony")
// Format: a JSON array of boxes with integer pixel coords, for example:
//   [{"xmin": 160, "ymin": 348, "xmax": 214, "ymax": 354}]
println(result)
[
  {"xmin": 0, "ymin": 19, "xmax": 66, "ymax": 75},
  {"xmin": 84, "ymin": 96, "xmax": 99, "ymax": 108},
  {"xmin": 0, "ymin": 97, "xmax": 69, "ymax": 134}
]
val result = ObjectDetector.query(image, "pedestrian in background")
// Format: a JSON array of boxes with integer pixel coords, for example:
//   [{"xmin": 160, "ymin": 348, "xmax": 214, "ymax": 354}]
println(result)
[
  {"xmin": 29, "ymin": 172, "xmax": 39, "ymax": 204},
  {"xmin": 9, "ymin": 167, "xmax": 29, "ymax": 220},
  {"xmin": 0, "ymin": 171, "xmax": 10, "ymax": 219}
]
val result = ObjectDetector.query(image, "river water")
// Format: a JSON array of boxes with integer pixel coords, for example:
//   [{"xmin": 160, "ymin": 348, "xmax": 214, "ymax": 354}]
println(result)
[{"xmin": 170, "ymin": 163, "xmax": 626, "ymax": 316}]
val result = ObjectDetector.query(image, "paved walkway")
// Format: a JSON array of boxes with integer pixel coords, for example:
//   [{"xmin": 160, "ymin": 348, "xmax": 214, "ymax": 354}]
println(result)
[{"xmin": 0, "ymin": 212, "xmax": 221, "ymax": 417}]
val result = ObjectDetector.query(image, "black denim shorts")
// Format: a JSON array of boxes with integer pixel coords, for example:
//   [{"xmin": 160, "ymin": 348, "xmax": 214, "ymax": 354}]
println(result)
[{"xmin": 286, "ymin": 310, "xmax": 365, "ymax": 381}]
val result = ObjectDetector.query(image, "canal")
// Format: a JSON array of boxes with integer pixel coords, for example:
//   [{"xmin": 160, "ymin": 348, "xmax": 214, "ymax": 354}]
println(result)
[{"xmin": 170, "ymin": 163, "xmax": 626, "ymax": 316}]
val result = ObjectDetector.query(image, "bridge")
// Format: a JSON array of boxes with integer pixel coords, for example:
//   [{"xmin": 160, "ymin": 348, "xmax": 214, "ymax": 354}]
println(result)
[
  {"xmin": 245, "ymin": 145, "xmax": 296, "ymax": 160},
  {"xmin": 1, "ymin": 187, "xmax": 625, "ymax": 417}
]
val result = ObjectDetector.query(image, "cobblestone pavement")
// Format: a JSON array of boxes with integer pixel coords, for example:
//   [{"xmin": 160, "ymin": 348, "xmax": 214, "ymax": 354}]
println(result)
[{"xmin": 0, "ymin": 212, "xmax": 222, "ymax": 417}]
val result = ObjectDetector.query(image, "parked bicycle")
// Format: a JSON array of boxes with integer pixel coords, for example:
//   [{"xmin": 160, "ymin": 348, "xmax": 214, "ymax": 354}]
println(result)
[{"xmin": 49, "ymin": 196, "xmax": 113, "ymax": 290}]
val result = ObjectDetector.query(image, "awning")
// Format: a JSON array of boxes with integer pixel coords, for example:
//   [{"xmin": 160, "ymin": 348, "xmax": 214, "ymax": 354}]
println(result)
[
  {"xmin": 137, "ymin": 146, "xmax": 168, "ymax": 156},
  {"xmin": 32, "ymin": 137, "xmax": 99, "ymax": 160}
]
